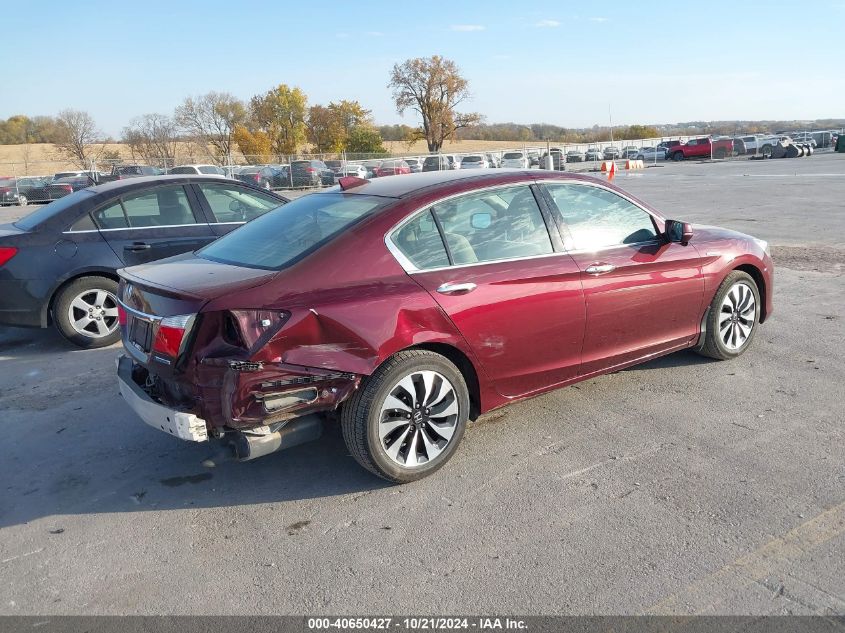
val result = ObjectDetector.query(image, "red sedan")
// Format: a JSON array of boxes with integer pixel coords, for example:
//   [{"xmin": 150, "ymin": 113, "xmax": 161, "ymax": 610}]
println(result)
[
  {"xmin": 373, "ymin": 159, "xmax": 411, "ymax": 177},
  {"xmin": 116, "ymin": 170, "xmax": 774, "ymax": 483}
]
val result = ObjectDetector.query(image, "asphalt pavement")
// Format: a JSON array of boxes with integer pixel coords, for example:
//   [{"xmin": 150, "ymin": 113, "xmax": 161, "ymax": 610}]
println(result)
[{"xmin": 1, "ymin": 154, "xmax": 843, "ymax": 615}]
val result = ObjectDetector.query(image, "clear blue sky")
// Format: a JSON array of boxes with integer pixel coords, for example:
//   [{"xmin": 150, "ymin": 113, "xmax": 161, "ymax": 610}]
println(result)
[{"xmin": 1, "ymin": 0, "xmax": 842, "ymax": 136}]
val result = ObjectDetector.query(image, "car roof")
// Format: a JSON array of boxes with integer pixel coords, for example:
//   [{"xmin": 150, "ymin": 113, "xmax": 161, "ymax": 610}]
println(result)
[
  {"xmin": 324, "ymin": 169, "xmax": 570, "ymax": 198},
  {"xmin": 85, "ymin": 174, "xmax": 242, "ymax": 195}
]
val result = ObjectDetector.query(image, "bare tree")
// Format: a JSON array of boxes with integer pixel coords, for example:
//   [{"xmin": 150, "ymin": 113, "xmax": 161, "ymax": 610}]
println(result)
[
  {"xmin": 54, "ymin": 109, "xmax": 104, "ymax": 169},
  {"xmin": 388, "ymin": 55, "xmax": 482, "ymax": 152},
  {"xmin": 174, "ymin": 92, "xmax": 245, "ymax": 164},
  {"xmin": 123, "ymin": 113, "xmax": 179, "ymax": 168}
]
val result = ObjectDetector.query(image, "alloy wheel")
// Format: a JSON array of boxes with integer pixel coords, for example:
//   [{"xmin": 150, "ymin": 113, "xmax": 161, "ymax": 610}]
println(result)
[
  {"xmin": 719, "ymin": 282, "xmax": 756, "ymax": 350},
  {"xmin": 67, "ymin": 289, "xmax": 119, "ymax": 338},
  {"xmin": 378, "ymin": 370, "xmax": 459, "ymax": 468}
]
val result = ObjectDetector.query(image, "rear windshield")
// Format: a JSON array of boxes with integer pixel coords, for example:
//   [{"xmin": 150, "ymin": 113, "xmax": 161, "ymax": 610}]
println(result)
[
  {"xmin": 198, "ymin": 166, "xmax": 223, "ymax": 174},
  {"xmin": 169, "ymin": 166, "xmax": 195, "ymax": 174},
  {"xmin": 14, "ymin": 189, "xmax": 96, "ymax": 230},
  {"xmin": 197, "ymin": 193, "xmax": 388, "ymax": 270},
  {"xmin": 502, "ymin": 152, "xmax": 523, "ymax": 159},
  {"xmin": 463, "ymin": 156, "xmax": 482, "ymax": 161}
]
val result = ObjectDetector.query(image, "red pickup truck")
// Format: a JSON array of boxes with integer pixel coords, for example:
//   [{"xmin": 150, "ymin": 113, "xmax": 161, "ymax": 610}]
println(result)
[{"xmin": 669, "ymin": 137, "xmax": 734, "ymax": 161}]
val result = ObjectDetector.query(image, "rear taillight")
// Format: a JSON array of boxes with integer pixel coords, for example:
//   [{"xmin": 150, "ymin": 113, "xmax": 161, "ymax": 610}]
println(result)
[
  {"xmin": 306, "ymin": 167, "xmax": 316, "ymax": 173},
  {"xmin": 0, "ymin": 246, "xmax": 18, "ymax": 267},
  {"xmin": 0, "ymin": 187, "xmax": 9, "ymax": 194},
  {"xmin": 117, "ymin": 304, "xmax": 127, "ymax": 326},
  {"xmin": 253, "ymin": 174, "xmax": 261, "ymax": 182},
  {"xmin": 152, "ymin": 314, "xmax": 195, "ymax": 358}
]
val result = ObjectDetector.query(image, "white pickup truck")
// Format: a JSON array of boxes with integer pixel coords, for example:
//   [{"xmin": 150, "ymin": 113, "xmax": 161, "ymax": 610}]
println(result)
[{"xmin": 736, "ymin": 135, "xmax": 790, "ymax": 157}]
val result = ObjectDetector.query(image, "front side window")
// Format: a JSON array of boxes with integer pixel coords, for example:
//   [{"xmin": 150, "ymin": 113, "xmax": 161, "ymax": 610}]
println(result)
[
  {"xmin": 431, "ymin": 185, "xmax": 553, "ymax": 264},
  {"xmin": 197, "ymin": 183, "xmax": 282, "ymax": 222},
  {"xmin": 120, "ymin": 186, "xmax": 198, "ymax": 227},
  {"xmin": 545, "ymin": 183, "xmax": 657, "ymax": 251}
]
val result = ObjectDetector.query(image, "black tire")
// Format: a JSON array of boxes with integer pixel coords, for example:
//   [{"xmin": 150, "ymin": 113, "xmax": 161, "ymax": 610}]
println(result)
[
  {"xmin": 714, "ymin": 148, "xmax": 727, "ymax": 159},
  {"xmin": 53, "ymin": 276, "xmax": 121, "ymax": 349},
  {"xmin": 696, "ymin": 271, "xmax": 760, "ymax": 361},
  {"xmin": 761, "ymin": 144, "xmax": 773, "ymax": 158},
  {"xmin": 672, "ymin": 151, "xmax": 684, "ymax": 161},
  {"xmin": 341, "ymin": 349, "xmax": 470, "ymax": 483}
]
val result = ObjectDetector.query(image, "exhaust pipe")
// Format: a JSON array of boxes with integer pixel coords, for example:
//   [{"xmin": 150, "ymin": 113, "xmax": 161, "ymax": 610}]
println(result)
[{"xmin": 233, "ymin": 415, "xmax": 323, "ymax": 461}]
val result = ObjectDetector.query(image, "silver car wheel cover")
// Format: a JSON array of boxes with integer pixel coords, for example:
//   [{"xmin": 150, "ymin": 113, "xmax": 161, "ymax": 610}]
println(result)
[
  {"xmin": 67, "ymin": 289, "xmax": 119, "ymax": 338},
  {"xmin": 378, "ymin": 370, "xmax": 459, "ymax": 468},
  {"xmin": 719, "ymin": 281, "xmax": 756, "ymax": 350}
]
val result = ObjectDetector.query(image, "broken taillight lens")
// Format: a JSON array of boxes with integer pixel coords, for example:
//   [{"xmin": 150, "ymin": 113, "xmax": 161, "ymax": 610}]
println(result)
[
  {"xmin": 152, "ymin": 314, "xmax": 196, "ymax": 358},
  {"xmin": 224, "ymin": 310, "xmax": 290, "ymax": 351}
]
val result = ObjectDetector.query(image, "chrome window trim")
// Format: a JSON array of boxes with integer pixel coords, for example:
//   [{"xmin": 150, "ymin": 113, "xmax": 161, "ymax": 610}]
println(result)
[
  {"xmin": 64, "ymin": 222, "xmax": 208, "ymax": 234},
  {"xmin": 384, "ymin": 181, "xmax": 555, "ymax": 274},
  {"xmin": 383, "ymin": 178, "xmax": 668, "ymax": 274}
]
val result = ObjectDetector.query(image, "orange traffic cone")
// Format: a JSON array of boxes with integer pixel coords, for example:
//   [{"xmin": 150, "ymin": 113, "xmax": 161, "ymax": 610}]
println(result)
[{"xmin": 607, "ymin": 160, "xmax": 616, "ymax": 182}]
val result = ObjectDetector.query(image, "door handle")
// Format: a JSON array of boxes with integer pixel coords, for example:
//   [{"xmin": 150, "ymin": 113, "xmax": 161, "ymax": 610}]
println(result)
[
  {"xmin": 585, "ymin": 263, "xmax": 616, "ymax": 275},
  {"xmin": 436, "ymin": 282, "xmax": 477, "ymax": 295},
  {"xmin": 126, "ymin": 242, "xmax": 151, "ymax": 252}
]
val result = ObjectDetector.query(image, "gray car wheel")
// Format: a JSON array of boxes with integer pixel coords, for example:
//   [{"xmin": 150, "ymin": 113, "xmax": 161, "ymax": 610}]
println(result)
[
  {"xmin": 341, "ymin": 349, "xmax": 470, "ymax": 483},
  {"xmin": 696, "ymin": 271, "xmax": 760, "ymax": 360},
  {"xmin": 53, "ymin": 276, "xmax": 121, "ymax": 348}
]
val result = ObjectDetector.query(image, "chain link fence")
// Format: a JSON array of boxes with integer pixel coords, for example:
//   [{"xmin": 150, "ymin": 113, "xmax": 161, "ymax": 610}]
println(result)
[{"xmin": 1, "ymin": 129, "xmax": 841, "ymax": 206}]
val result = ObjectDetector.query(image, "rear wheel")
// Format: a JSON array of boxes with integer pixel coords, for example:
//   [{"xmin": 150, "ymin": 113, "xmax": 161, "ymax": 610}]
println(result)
[
  {"xmin": 53, "ymin": 276, "xmax": 121, "ymax": 348},
  {"xmin": 18, "ymin": 195, "xmax": 28, "ymax": 206},
  {"xmin": 761, "ymin": 144, "xmax": 773, "ymax": 158},
  {"xmin": 341, "ymin": 350, "xmax": 469, "ymax": 483},
  {"xmin": 673, "ymin": 151, "xmax": 684, "ymax": 161},
  {"xmin": 696, "ymin": 271, "xmax": 760, "ymax": 360}
]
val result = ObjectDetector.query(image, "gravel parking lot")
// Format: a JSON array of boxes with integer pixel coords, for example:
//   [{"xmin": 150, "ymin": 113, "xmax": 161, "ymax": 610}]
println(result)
[{"xmin": 1, "ymin": 154, "xmax": 843, "ymax": 615}]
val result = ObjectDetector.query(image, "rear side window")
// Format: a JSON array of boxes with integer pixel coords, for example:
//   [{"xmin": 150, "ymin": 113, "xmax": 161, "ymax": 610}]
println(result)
[
  {"xmin": 121, "ymin": 186, "xmax": 198, "ymax": 227},
  {"xmin": 92, "ymin": 186, "xmax": 199, "ymax": 229},
  {"xmin": 392, "ymin": 210, "xmax": 449, "ymax": 270},
  {"xmin": 432, "ymin": 185, "xmax": 553, "ymax": 264},
  {"xmin": 198, "ymin": 193, "xmax": 386, "ymax": 270},
  {"xmin": 93, "ymin": 201, "xmax": 129, "ymax": 229},
  {"xmin": 545, "ymin": 183, "xmax": 657, "ymax": 250},
  {"xmin": 169, "ymin": 166, "xmax": 196, "ymax": 174},
  {"xmin": 196, "ymin": 183, "xmax": 282, "ymax": 222}
]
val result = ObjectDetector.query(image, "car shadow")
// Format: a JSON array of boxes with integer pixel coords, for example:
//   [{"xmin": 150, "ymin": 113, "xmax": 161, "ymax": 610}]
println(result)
[
  {"xmin": 0, "ymin": 324, "xmax": 87, "ymax": 356},
  {"xmin": 623, "ymin": 349, "xmax": 718, "ymax": 372},
  {"xmin": 0, "ymin": 412, "xmax": 391, "ymax": 529}
]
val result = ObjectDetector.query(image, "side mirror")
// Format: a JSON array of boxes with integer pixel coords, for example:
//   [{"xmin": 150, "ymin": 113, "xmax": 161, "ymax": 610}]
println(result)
[{"xmin": 665, "ymin": 219, "xmax": 693, "ymax": 245}]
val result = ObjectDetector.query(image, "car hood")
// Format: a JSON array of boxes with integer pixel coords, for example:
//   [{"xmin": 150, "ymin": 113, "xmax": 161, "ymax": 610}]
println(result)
[
  {"xmin": 119, "ymin": 252, "xmax": 278, "ymax": 302},
  {"xmin": 690, "ymin": 224, "xmax": 758, "ymax": 244}
]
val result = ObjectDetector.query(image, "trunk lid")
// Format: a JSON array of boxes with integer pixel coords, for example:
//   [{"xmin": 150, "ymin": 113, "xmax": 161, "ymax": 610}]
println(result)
[{"xmin": 119, "ymin": 252, "xmax": 277, "ymax": 306}]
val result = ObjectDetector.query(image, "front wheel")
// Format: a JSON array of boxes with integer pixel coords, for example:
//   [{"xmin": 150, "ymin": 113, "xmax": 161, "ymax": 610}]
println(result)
[
  {"xmin": 696, "ymin": 271, "xmax": 760, "ymax": 360},
  {"xmin": 53, "ymin": 276, "xmax": 121, "ymax": 348},
  {"xmin": 18, "ymin": 195, "xmax": 28, "ymax": 206},
  {"xmin": 341, "ymin": 350, "xmax": 470, "ymax": 483},
  {"xmin": 673, "ymin": 151, "xmax": 684, "ymax": 161}
]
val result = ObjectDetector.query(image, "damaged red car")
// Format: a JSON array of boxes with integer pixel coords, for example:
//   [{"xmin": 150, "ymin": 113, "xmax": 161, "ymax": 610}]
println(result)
[{"xmin": 116, "ymin": 170, "xmax": 773, "ymax": 483}]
